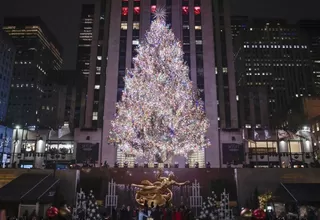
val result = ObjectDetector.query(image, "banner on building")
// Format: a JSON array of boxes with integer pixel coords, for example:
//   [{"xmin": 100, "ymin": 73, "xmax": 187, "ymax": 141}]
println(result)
[
  {"xmin": 246, "ymin": 129, "xmax": 277, "ymax": 141},
  {"xmin": 222, "ymin": 143, "xmax": 244, "ymax": 165},
  {"xmin": 76, "ymin": 143, "xmax": 99, "ymax": 162}
]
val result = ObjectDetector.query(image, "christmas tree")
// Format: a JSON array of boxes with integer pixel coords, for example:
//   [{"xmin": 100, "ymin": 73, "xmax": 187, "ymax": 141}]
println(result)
[
  {"xmin": 74, "ymin": 189, "xmax": 102, "ymax": 220},
  {"xmin": 109, "ymin": 8, "xmax": 210, "ymax": 162},
  {"xmin": 198, "ymin": 191, "xmax": 219, "ymax": 220},
  {"xmin": 198, "ymin": 190, "xmax": 234, "ymax": 220},
  {"xmin": 86, "ymin": 190, "xmax": 102, "ymax": 220}
]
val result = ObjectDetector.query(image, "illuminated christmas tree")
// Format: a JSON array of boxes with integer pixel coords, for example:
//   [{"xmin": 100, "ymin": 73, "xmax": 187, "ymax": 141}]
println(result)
[{"xmin": 109, "ymin": 9, "xmax": 210, "ymax": 162}]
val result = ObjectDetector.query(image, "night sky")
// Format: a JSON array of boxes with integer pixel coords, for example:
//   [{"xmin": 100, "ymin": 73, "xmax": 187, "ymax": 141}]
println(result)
[{"xmin": 0, "ymin": 0, "xmax": 319, "ymax": 70}]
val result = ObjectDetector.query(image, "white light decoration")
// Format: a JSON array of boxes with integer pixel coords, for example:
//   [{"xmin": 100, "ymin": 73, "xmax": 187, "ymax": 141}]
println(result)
[{"xmin": 108, "ymin": 11, "xmax": 210, "ymax": 162}]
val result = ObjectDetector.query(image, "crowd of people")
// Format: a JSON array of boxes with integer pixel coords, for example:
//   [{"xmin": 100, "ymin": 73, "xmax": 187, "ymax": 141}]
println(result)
[{"xmin": 108, "ymin": 202, "xmax": 193, "ymax": 220}]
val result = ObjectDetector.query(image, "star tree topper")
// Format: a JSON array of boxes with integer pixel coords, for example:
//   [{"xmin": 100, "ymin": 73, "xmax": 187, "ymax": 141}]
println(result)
[{"xmin": 153, "ymin": 7, "xmax": 167, "ymax": 21}]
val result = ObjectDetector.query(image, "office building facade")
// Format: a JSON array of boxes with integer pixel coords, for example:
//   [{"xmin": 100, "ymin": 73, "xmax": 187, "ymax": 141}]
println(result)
[
  {"xmin": 76, "ymin": 1, "xmax": 111, "ymax": 129},
  {"xmin": 299, "ymin": 20, "xmax": 320, "ymax": 95},
  {"xmin": 235, "ymin": 20, "xmax": 314, "ymax": 129},
  {"xmin": 76, "ymin": 0, "xmax": 242, "ymax": 168},
  {"xmin": 3, "ymin": 17, "xmax": 63, "ymax": 128},
  {"xmin": 0, "ymin": 30, "xmax": 15, "ymax": 122}
]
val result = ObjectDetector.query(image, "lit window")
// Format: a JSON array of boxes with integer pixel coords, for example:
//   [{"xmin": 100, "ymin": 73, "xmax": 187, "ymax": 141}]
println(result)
[
  {"xmin": 132, "ymin": 40, "xmax": 139, "ymax": 45},
  {"xmin": 195, "ymin": 26, "xmax": 201, "ymax": 30},
  {"xmin": 95, "ymin": 85, "xmax": 100, "ymax": 89},
  {"xmin": 121, "ymin": 22, "xmax": 128, "ymax": 30},
  {"xmin": 183, "ymin": 25, "xmax": 190, "ymax": 29},
  {"xmin": 97, "ymin": 56, "xmax": 102, "ymax": 60},
  {"xmin": 195, "ymin": 40, "xmax": 202, "ymax": 45},
  {"xmin": 133, "ymin": 22, "xmax": 140, "ymax": 30},
  {"xmin": 92, "ymin": 112, "xmax": 98, "ymax": 120}
]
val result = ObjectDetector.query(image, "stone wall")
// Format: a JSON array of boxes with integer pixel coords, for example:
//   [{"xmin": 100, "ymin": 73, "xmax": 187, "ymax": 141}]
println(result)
[{"xmin": 235, "ymin": 168, "xmax": 320, "ymax": 207}]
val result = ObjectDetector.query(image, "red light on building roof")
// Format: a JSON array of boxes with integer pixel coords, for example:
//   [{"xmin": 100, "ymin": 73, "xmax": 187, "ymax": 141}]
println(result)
[
  {"xmin": 151, "ymin": 5, "xmax": 156, "ymax": 13},
  {"xmin": 182, "ymin": 6, "xmax": 188, "ymax": 15},
  {"xmin": 134, "ymin": 7, "xmax": 140, "ymax": 15},
  {"xmin": 194, "ymin": 6, "xmax": 201, "ymax": 15},
  {"xmin": 122, "ymin": 7, "xmax": 128, "ymax": 16}
]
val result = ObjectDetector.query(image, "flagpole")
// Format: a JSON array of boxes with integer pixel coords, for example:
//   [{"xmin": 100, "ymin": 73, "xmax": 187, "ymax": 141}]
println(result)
[
  {"xmin": 287, "ymin": 130, "xmax": 293, "ymax": 168},
  {"xmin": 254, "ymin": 131, "xmax": 258, "ymax": 167},
  {"xmin": 276, "ymin": 130, "xmax": 281, "ymax": 168},
  {"xmin": 267, "ymin": 138, "xmax": 270, "ymax": 167}
]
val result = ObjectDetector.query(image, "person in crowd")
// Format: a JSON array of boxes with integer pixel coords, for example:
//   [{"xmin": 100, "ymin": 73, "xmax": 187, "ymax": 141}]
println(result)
[
  {"xmin": 138, "ymin": 207, "xmax": 148, "ymax": 220},
  {"xmin": 174, "ymin": 208, "xmax": 182, "ymax": 220},
  {"xmin": 125, "ymin": 206, "xmax": 133, "ymax": 220},
  {"xmin": 30, "ymin": 210, "xmax": 36, "ymax": 220},
  {"xmin": 164, "ymin": 207, "xmax": 172, "ymax": 220},
  {"xmin": 111, "ymin": 208, "xmax": 117, "ymax": 220},
  {"xmin": 151, "ymin": 206, "xmax": 161, "ymax": 220},
  {"xmin": 119, "ymin": 205, "xmax": 127, "ymax": 220}
]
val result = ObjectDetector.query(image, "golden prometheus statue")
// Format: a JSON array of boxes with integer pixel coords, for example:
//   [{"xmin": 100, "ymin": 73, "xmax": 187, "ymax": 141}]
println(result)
[{"xmin": 132, "ymin": 169, "xmax": 190, "ymax": 207}]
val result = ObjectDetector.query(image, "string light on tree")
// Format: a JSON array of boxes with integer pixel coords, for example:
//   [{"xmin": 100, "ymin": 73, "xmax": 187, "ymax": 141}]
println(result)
[{"xmin": 108, "ymin": 8, "xmax": 210, "ymax": 162}]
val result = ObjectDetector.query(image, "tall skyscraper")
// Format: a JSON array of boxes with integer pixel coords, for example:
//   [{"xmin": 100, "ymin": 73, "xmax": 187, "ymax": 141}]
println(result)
[
  {"xmin": 76, "ymin": 0, "xmax": 242, "ymax": 168},
  {"xmin": 299, "ymin": 20, "xmax": 320, "ymax": 95},
  {"xmin": 0, "ymin": 30, "xmax": 15, "ymax": 122},
  {"xmin": 234, "ymin": 19, "xmax": 314, "ymax": 128},
  {"xmin": 3, "ymin": 17, "xmax": 63, "ymax": 128},
  {"xmin": 211, "ymin": 0, "xmax": 238, "ymax": 129},
  {"xmin": 48, "ymin": 70, "xmax": 85, "ymax": 131},
  {"xmin": 76, "ymin": 1, "xmax": 111, "ymax": 129}
]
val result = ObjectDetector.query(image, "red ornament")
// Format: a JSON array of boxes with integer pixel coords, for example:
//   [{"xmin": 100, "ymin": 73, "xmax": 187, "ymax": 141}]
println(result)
[
  {"xmin": 151, "ymin": 5, "xmax": 157, "ymax": 13},
  {"xmin": 182, "ymin": 6, "xmax": 188, "ymax": 15},
  {"xmin": 122, "ymin": 7, "xmax": 128, "ymax": 16},
  {"xmin": 194, "ymin": 6, "xmax": 201, "ymax": 15},
  {"xmin": 46, "ymin": 206, "xmax": 59, "ymax": 218},
  {"xmin": 134, "ymin": 7, "xmax": 140, "ymax": 15},
  {"xmin": 253, "ymin": 209, "xmax": 266, "ymax": 220}
]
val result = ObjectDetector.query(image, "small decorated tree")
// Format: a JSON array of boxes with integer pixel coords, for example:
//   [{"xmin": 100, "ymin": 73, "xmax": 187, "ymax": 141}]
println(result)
[
  {"xmin": 198, "ymin": 191, "xmax": 219, "ymax": 220},
  {"xmin": 74, "ymin": 189, "xmax": 87, "ymax": 220},
  {"xmin": 74, "ymin": 189, "xmax": 102, "ymax": 220},
  {"xmin": 86, "ymin": 190, "xmax": 102, "ymax": 220}
]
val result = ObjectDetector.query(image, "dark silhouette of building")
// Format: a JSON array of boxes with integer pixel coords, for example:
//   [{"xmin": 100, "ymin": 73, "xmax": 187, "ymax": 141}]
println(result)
[
  {"xmin": 0, "ymin": 30, "xmax": 15, "ymax": 122},
  {"xmin": 76, "ymin": 1, "xmax": 111, "ymax": 129},
  {"xmin": 3, "ymin": 17, "xmax": 63, "ymax": 128},
  {"xmin": 47, "ymin": 70, "xmax": 85, "ymax": 132},
  {"xmin": 299, "ymin": 20, "xmax": 320, "ymax": 95}
]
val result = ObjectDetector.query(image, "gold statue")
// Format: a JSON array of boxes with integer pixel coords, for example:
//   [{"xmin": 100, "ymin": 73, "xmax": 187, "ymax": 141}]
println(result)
[{"xmin": 132, "ymin": 169, "xmax": 190, "ymax": 207}]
